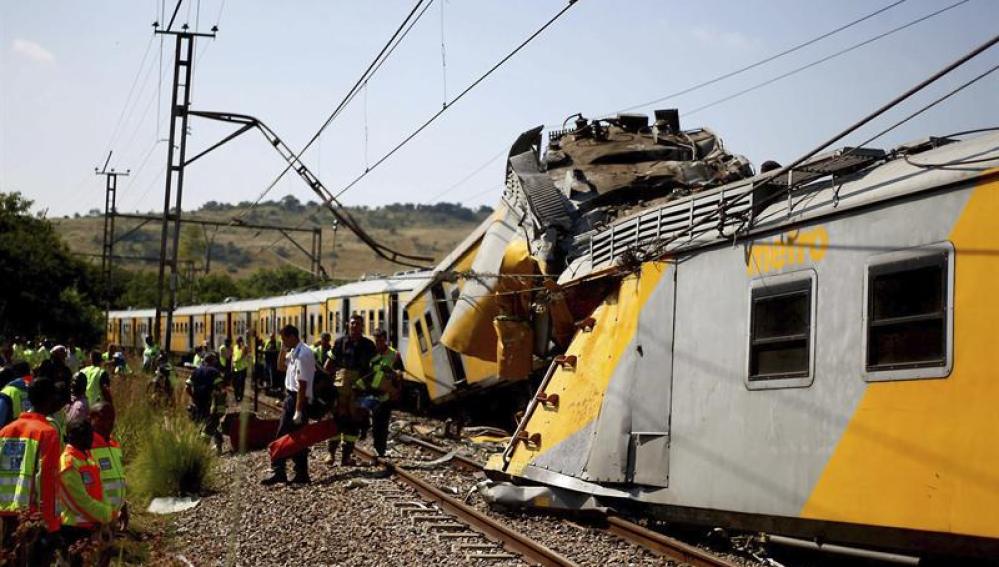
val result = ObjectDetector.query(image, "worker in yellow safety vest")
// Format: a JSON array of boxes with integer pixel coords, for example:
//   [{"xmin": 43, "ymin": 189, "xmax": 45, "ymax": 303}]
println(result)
[
  {"xmin": 77, "ymin": 350, "xmax": 113, "ymax": 406},
  {"xmin": 355, "ymin": 328, "xmax": 403, "ymax": 457},
  {"xmin": 57, "ymin": 417, "xmax": 114, "ymax": 548},
  {"xmin": 0, "ymin": 376, "xmax": 65, "ymax": 564},
  {"xmin": 0, "ymin": 362, "xmax": 32, "ymax": 428},
  {"xmin": 90, "ymin": 401, "xmax": 127, "ymax": 530},
  {"xmin": 232, "ymin": 336, "xmax": 249, "ymax": 403},
  {"xmin": 142, "ymin": 336, "xmax": 160, "ymax": 372}
]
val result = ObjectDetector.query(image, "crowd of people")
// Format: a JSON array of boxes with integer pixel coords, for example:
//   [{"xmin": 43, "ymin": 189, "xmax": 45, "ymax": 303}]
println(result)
[
  {"xmin": 261, "ymin": 315, "xmax": 403, "ymax": 485},
  {"xmin": 0, "ymin": 315, "xmax": 403, "ymax": 563},
  {"xmin": 180, "ymin": 314, "xmax": 403, "ymax": 485},
  {"xmin": 0, "ymin": 338, "xmax": 127, "ymax": 565}
]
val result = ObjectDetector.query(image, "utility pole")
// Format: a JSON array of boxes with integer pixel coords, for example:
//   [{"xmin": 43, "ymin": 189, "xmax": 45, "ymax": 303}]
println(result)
[
  {"xmin": 96, "ymin": 152, "xmax": 129, "ymax": 330},
  {"xmin": 152, "ymin": 15, "xmax": 216, "ymax": 351}
]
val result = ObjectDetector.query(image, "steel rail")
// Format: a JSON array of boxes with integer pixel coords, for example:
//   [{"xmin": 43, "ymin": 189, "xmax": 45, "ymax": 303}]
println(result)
[
  {"xmin": 352, "ymin": 446, "xmax": 576, "ymax": 567},
  {"xmin": 395, "ymin": 433, "xmax": 484, "ymax": 472},
  {"xmin": 603, "ymin": 516, "xmax": 737, "ymax": 567},
  {"xmin": 392, "ymin": 433, "xmax": 739, "ymax": 567}
]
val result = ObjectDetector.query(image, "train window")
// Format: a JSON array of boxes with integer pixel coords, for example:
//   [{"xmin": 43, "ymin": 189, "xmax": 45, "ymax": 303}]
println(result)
[
  {"xmin": 747, "ymin": 271, "xmax": 815, "ymax": 389},
  {"xmin": 377, "ymin": 309, "xmax": 385, "ymax": 333},
  {"xmin": 864, "ymin": 245, "xmax": 953, "ymax": 382},
  {"xmin": 414, "ymin": 320, "xmax": 428, "ymax": 353},
  {"xmin": 310, "ymin": 314, "xmax": 315, "ymax": 337},
  {"xmin": 402, "ymin": 309, "xmax": 410, "ymax": 338},
  {"xmin": 368, "ymin": 311, "xmax": 375, "ymax": 335},
  {"xmin": 425, "ymin": 311, "xmax": 437, "ymax": 345}
]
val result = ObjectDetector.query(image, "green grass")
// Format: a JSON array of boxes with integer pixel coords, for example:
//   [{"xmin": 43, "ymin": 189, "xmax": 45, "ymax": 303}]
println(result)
[{"xmin": 111, "ymin": 368, "xmax": 216, "ymax": 503}]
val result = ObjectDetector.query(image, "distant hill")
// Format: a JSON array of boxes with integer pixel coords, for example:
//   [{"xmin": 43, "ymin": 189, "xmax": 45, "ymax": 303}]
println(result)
[{"xmin": 54, "ymin": 197, "xmax": 492, "ymax": 280}]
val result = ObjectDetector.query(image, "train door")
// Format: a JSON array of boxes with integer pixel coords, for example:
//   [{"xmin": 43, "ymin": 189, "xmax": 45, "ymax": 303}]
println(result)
[
  {"xmin": 306, "ymin": 303, "xmax": 322, "ymax": 344},
  {"xmin": 388, "ymin": 293, "xmax": 399, "ymax": 348},
  {"xmin": 341, "ymin": 298, "xmax": 350, "ymax": 335},
  {"xmin": 430, "ymin": 283, "xmax": 466, "ymax": 385}
]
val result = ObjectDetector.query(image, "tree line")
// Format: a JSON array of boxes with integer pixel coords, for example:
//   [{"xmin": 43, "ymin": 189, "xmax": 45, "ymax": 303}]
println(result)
[{"xmin": 1, "ymin": 192, "xmax": 330, "ymax": 344}]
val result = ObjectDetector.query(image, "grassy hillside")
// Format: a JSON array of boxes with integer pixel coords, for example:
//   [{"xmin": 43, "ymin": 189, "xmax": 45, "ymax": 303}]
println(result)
[{"xmin": 54, "ymin": 198, "xmax": 491, "ymax": 280}]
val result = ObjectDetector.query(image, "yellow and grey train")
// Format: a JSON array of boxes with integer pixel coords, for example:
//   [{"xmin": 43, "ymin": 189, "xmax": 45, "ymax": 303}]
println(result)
[
  {"xmin": 108, "ymin": 108, "xmax": 999, "ymax": 556},
  {"xmin": 107, "ymin": 274, "xmax": 430, "ymax": 369},
  {"xmin": 475, "ymin": 124, "xmax": 999, "ymax": 558}
]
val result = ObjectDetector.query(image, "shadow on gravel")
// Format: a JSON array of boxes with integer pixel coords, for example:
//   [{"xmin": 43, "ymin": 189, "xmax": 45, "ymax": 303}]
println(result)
[{"xmin": 307, "ymin": 467, "xmax": 394, "ymax": 487}]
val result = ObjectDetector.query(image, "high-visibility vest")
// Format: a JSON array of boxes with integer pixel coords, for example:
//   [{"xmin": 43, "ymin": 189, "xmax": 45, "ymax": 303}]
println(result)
[
  {"xmin": 356, "ymin": 348, "xmax": 398, "ymax": 402},
  {"xmin": 312, "ymin": 345, "xmax": 333, "ymax": 369},
  {"xmin": 233, "ymin": 345, "xmax": 248, "ymax": 372},
  {"xmin": 0, "ymin": 380, "xmax": 31, "ymax": 421},
  {"xmin": 0, "ymin": 412, "xmax": 61, "ymax": 532},
  {"xmin": 91, "ymin": 433, "xmax": 125, "ymax": 512},
  {"xmin": 47, "ymin": 409, "xmax": 66, "ymax": 450},
  {"xmin": 58, "ymin": 445, "xmax": 111, "ymax": 529},
  {"xmin": 192, "ymin": 353, "xmax": 203, "ymax": 367},
  {"xmin": 80, "ymin": 365, "xmax": 106, "ymax": 405},
  {"xmin": 219, "ymin": 345, "xmax": 230, "ymax": 368},
  {"xmin": 11, "ymin": 344, "xmax": 24, "ymax": 364}
]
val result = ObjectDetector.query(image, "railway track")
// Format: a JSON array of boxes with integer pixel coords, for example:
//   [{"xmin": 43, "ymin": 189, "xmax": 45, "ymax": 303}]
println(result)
[
  {"xmin": 353, "ymin": 445, "xmax": 577, "ymax": 567},
  {"xmin": 393, "ymin": 433, "xmax": 739, "ymax": 567},
  {"xmin": 200, "ymin": 379, "xmax": 736, "ymax": 566}
]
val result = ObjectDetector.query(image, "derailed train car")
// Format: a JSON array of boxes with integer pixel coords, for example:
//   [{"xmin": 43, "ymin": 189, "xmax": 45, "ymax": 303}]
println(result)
[
  {"xmin": 481, "ymin": 118, "xmax": 999, "ymax": 557},
  {"xmin": 406, "ymin": 111, "xmax": 755, "ymax": 411}
]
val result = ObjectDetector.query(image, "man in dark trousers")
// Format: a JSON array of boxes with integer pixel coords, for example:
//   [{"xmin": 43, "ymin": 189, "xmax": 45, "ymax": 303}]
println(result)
[
  {"xmin": 361, "ymin": 329, "xmax": 403, "ymax": 457},
  {"xmin": 327, "ymin": 314, "xmax": 375, "ymax": 466},
  {"xmin": 262, "ymin": 325, "xmax": 316, "ymax": 485}
]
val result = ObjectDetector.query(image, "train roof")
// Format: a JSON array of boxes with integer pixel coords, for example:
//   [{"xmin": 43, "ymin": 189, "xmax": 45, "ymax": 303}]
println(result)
[
  {"xmin": 108, "ymin": 273, "xmax": 433, "ymax": 318},
  {"xmin": 562, "ymin": 130, "xmax": 999, "ymax": 283}
]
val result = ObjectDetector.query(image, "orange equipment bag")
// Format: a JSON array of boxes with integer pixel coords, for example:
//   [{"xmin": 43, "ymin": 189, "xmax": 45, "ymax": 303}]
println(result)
[{"xmin": 267, "ymin": 419, "xmax": 338, "ymax": 461}]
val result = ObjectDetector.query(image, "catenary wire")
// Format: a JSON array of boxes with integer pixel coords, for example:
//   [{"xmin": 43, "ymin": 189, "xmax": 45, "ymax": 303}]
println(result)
[
  {"xmin": 251, "ymin": 1, "xmax": 577, "ymax": 261},
  {"xmin": 610, "ymin": 0, "xmax": 909, "ymax": 116},
  {"xmin": 685, "ymin": 0, "xmax": 971, "ymax": 117},
  {"xmin": 232, "ymin": 0, "xmax": 432, "ymax": 225},
  {"xmin": 331, "ymin": 0, "xmax": 581, "ymax": 201}
]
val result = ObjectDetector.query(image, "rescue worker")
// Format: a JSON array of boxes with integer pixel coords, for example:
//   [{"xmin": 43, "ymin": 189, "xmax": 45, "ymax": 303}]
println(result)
[
  {"xmin": 57, "ymin": 417, "xmax": 113, "ymax": 550},
  {"xmin": 149, "ymin": 353, "xmax": 175, "ymax": 407},
  {"xmin": 90, "ymin": 402, "xmax": 127, "ymax": 530},
  {"xmin": 263, "ymin": 333, "xmax": 280, "ymax": 392},
  {"xmin": 262, "ymin": 324, "xmax": 316, "ymax": 485},
  {"xmin": 0, "ymin": 376, "xmax": 65, "ymax": 559},
  {"xmin": 232, "ymin": 336, "xmax": 249, "ymax": 403},
  {"xmin": 312, "ymin": 332, "xmax": 335, "ymax": 376},
  {"xmin": 77, "ymin": 350, "xmax": 113, "ymax": 406},
  {"xmin": 358, "ymin": 329, "xmax": 403, "ymax": 457},
  {"xmin": 142, "ymin": 335, "xmax": 160, "ymax": 372},
  {"xmin": 327, "ymin": 314, "xmax": 376, "ymax": 466},
  {"xmin": 67, "ymin": 340, "xmax": 85, "ymax": 375},
  {"xmin": 218, "ymin": 336, "xmax": 233, "ymax": 379},
  {"xmin": 0, "ymin": 362, "xmax": 32, "ymax": 427},
  {"xmin": 192, "ymin": 345, "xmax": 205, "ymax": 368},
  {"xmin": 185, "ymin": 353, "xmax": 225, "ymax": 454},
  {"xmin": 11, "ymin": 337, "xmax": 26, "ymax": 365}
]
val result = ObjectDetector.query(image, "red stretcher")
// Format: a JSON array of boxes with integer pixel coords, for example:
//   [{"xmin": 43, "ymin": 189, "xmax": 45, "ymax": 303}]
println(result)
[{"xmin": 267, "ymin": 419, "xmax": 338, "ymax": 461}]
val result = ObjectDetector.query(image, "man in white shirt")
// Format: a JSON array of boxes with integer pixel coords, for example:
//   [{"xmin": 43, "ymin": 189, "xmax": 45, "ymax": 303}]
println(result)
[{"xmin": 261, "ymin": 324, "xmax": 316, "ymax": 485}]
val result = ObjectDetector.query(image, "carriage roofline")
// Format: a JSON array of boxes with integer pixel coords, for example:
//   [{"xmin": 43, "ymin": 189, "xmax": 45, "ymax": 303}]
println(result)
[{"xmin": 108, "ymin": 273, "xmax": 432, "ymax": 319}]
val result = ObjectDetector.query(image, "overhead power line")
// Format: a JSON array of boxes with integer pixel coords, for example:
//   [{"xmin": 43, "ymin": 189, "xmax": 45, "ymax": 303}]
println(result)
[
  {"xmin": 250, "ymin": 0, "xmax": 579, "ymax": 262},
  {"xmin": 685, "ymin": 0, "xmax": 970, "ymax": 117},
  {"xmin": 235, "ymin": 0, "xmax": 432, "ymax": 224},
  {"xmin": 664, "ymin": 31, "xmax": 999, "ymax": 256},
  {"xmin": 612, "ymin": 0, "xmax": 909, "ymax": 116},
  {"xmin": 332, "ymin": 0, "xmax": 581, "ymax": 201}
]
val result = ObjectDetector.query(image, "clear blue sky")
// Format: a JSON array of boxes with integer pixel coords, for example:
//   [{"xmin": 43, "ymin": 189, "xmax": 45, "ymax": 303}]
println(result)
[{"xmin": 1, "ymin": 0, "xmax": 997, "ymax": 217}]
